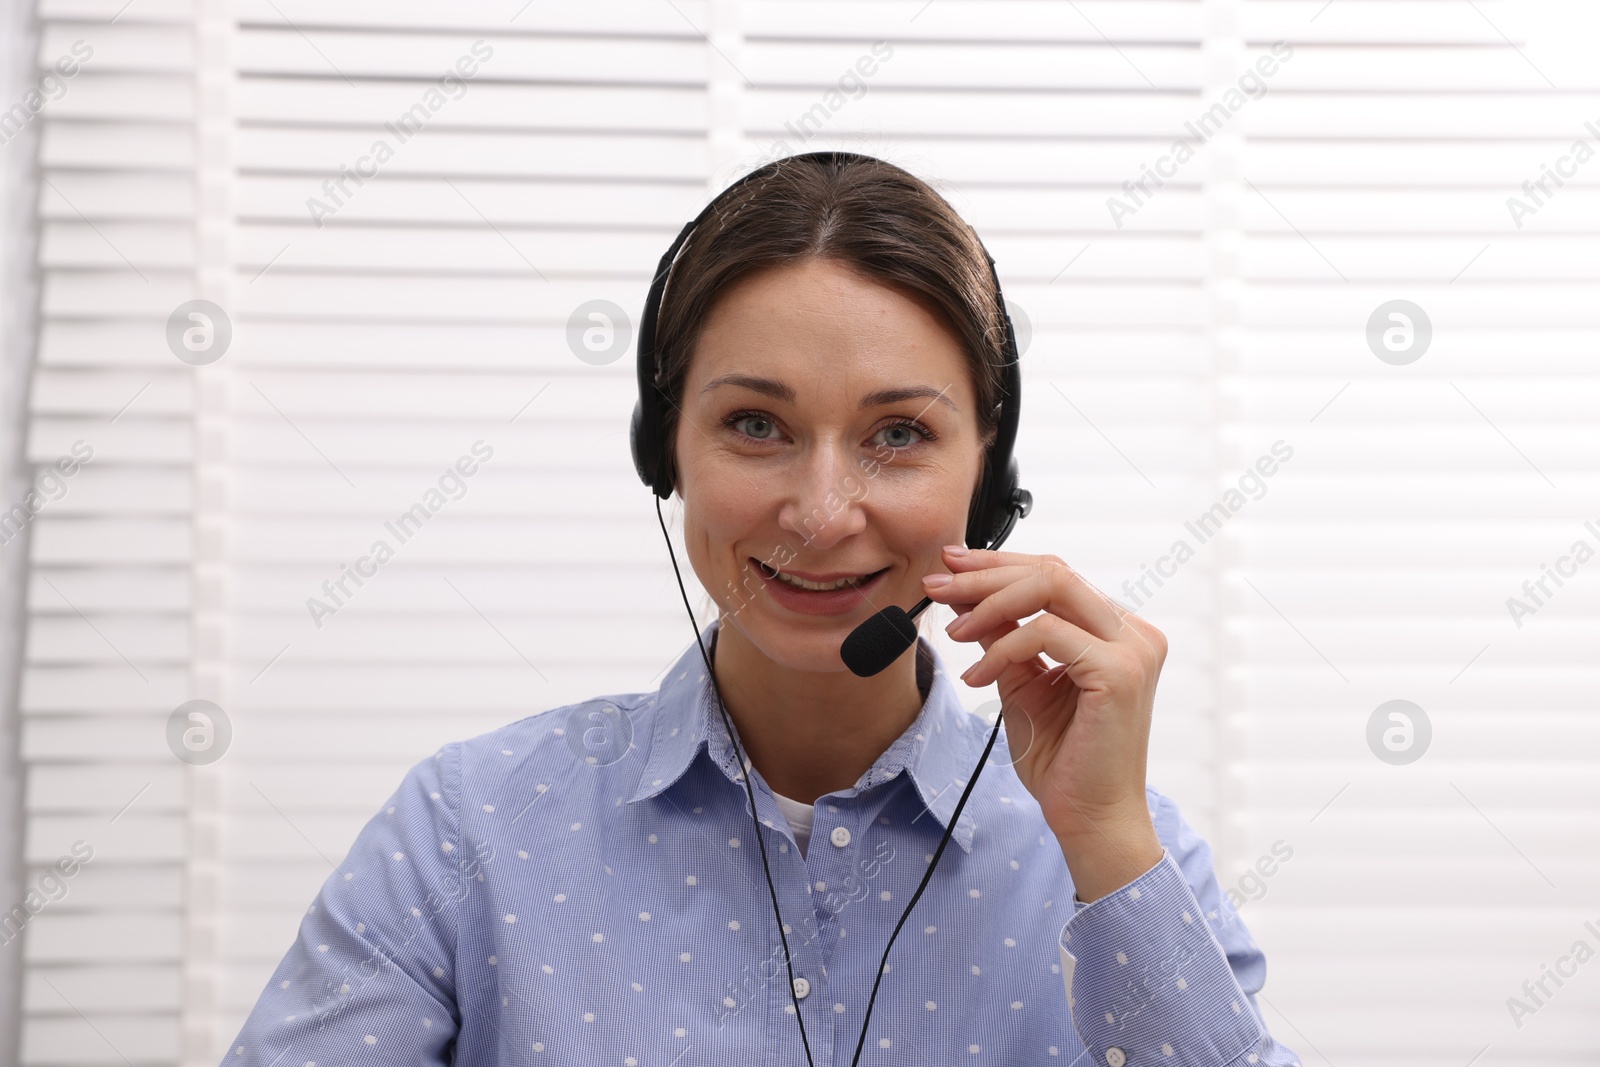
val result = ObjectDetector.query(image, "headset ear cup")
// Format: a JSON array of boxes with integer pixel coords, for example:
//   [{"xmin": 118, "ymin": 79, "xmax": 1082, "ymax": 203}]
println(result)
[
  {"xmin": 629, "ymin": 397, "xmax": 649, "ymax": 487},
  {"xmin": 631, "ymin": 393, "xmax": 674, "ymax": 500}
]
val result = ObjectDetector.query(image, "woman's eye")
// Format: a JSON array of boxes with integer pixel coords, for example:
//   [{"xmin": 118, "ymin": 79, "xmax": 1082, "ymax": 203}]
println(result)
[
  {"xmin": 731, "ymin": 415, "xmax": 778, "ymax": 440},
  {"xmin": 873, "ymin": 422, "xmax": 926, "ymax": 450}
]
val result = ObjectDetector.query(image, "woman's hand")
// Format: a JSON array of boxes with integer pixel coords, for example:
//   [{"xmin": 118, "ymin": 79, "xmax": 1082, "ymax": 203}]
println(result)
[{"xmin": 922, "ymin": 545, "xmax": 1167, "ymax": 901}]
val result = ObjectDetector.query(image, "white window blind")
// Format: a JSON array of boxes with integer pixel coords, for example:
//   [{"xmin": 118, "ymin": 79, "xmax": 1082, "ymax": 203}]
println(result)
[{"xmin": 14, "ymin": 2, "xmax": 1598, "ymax": 1065}]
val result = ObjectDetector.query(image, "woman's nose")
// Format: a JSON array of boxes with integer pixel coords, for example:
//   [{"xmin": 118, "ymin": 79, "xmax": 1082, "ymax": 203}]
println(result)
[{"xmin": 778, "ymin": 447, "xmax": 868, "ymax": 549}]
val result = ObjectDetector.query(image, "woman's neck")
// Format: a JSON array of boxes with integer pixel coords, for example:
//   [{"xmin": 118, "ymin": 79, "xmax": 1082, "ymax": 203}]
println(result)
[{"xmin": 707, "ymin": 617, "xmax": 927, "ymax": 806}]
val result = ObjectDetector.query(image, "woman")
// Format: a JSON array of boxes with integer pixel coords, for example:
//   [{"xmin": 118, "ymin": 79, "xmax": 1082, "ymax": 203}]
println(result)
[{"xmin": 224, "ymin": 153, "xmax": 1301, "ymax": 1066}]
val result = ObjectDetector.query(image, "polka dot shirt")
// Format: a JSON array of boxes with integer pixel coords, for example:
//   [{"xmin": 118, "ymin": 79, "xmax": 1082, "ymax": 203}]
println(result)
[{"xmin": 222, "ymin": 618, "xmax": 1300, "ymax": 1066}]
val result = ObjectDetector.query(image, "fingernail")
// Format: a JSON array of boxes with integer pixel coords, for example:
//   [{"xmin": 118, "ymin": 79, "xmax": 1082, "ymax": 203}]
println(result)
[
  {"xmin": 946, "ymin": 611, "xmax": 971, "ymax": 635},
  {"xmin": 961, "ymin": 662, "xmax": 980, "ymax": 683},
  {"xmin": 944, "ymin": 544, "xmax": 969, "ymax": 556},
  {"xmin": 922, "ymin": 573, "xmax": 953, "ymax": 588}
]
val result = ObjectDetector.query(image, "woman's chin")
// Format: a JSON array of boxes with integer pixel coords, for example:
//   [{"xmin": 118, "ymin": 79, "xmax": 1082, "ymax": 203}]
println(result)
[{"xmin": 723, "ymin": 613, "xmax": 866, "ymax": 673}]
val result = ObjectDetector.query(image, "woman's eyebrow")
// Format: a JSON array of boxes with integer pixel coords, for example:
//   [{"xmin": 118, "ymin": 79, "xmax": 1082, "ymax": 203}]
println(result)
[{"xmin": 699, "ymin": 374, "xmax": 958, "ymax": 412}]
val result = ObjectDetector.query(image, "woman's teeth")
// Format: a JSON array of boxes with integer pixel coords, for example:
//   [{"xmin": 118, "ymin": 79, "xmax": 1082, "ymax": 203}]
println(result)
[
  {"xmin": 756, "ymin": 560, "xmax": 880, "ymax": 591},
  {"xmin": 775, "ymin": 571, "xmax": 870, "ymax": 592}
]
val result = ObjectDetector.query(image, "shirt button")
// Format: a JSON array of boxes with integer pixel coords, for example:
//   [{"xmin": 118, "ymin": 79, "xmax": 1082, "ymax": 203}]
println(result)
[
  {"xmin": 1105, "ymin": 1048, "xmax": 1126, "ymax": 1067},
  {"xmin": 829, "ymin": 826, "xmax": 851, "ymax": 848},
  {"xmin": 792, "ymin": 976, "xmax": 811, "ymax": 999}
]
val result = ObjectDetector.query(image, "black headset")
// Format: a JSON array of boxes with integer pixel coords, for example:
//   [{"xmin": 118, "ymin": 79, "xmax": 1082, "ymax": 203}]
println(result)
[
  {"xmin": 629, "ymin": 150, "xmax": 1032, "ymax": 1067},
  {"xmin": 630, "ymin": 150, "xmax": 1031, "ymax": 552}
]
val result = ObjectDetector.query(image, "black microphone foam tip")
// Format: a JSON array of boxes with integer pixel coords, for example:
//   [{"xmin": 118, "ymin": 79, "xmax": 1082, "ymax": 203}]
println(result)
[{"xmin": 841, "ymin": 607, "xmax": 918, "ymax": 678}]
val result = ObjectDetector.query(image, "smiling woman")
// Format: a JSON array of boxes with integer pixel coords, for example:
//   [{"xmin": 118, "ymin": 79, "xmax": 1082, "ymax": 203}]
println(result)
[
  {"xmin": 644, "ymin": 155, "xmax": 1017, "ymax": 737},
  {"xmin": 222, "ymin": 152, "xmax": 1301, "ymax": 1067}
]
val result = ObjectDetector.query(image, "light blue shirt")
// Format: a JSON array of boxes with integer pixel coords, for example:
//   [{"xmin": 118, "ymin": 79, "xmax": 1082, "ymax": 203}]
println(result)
[{"xmin": 224, "ymin": 617, "xmax": 1302, "ymax": 1066}]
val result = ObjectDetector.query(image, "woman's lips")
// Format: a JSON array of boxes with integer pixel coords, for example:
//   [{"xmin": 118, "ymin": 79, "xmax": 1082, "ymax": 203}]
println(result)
[{"xmin": 749, "ymin": 558, "xmax": 891, "ymax": 616}]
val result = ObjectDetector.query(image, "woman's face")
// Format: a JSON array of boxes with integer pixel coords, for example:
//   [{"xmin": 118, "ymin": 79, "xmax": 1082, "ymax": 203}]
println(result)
[{"xmin": 674, "ymin": 256, "xmax": 988, "ymax": 673}]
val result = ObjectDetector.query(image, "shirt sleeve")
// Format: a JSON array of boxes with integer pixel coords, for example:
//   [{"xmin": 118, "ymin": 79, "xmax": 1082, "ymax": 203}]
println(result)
[
  {"xmin": 1056, "ymin": 788, "xmax": 1303, "ymax": 1066},
  {"xmin": 219, "ymin": 745, "xmax": 471, "ymax": 1066}
]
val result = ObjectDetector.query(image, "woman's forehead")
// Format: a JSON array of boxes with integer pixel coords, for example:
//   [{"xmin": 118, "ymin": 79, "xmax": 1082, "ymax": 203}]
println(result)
[
  {"xmin": 703, "ymin": 258, "xmax": 949, "ymax": 331},
  {"xmin": 687, "ymin": 261, "xmax": 974, "ymax": 404}
]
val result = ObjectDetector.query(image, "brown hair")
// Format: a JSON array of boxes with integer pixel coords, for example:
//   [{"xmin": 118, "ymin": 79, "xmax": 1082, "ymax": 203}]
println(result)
[{"xmin": 652, "ymin": 153, "xmax": 1009, "ymax": 494}]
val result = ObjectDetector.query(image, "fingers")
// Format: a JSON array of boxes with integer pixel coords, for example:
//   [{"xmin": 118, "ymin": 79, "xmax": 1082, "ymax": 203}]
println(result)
[
  {"xmin": 960, "ymin": 612, "xmax": 1100, "ymax": 688},
  {"xmin": 925, "ymin": 550, "xmax": 1128, "ymax": 644}
]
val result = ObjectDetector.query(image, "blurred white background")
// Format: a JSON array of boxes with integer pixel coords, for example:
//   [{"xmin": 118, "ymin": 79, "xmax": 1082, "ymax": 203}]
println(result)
[{"xmin": 1, "ymin": 1, "xmax": 1598, "ymax": 1065}]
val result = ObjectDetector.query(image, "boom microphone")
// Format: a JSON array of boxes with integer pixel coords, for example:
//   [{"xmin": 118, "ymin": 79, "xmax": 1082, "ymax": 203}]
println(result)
[{"xmin": 840, "ymin": 597, "xmax": 929, "ymax": 678}]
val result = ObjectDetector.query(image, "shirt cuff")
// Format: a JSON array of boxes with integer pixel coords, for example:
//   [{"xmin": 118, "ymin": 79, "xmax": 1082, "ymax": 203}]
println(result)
[{"xmin": 1058, "ymin": 849, "xmax": 1266, "ymax": 1065}]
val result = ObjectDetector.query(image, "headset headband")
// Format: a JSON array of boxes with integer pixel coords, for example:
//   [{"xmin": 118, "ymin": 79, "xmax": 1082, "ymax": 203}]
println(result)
[{"xmin": 629, "ymin": 150, "xmax": 1029, "ymax": 550}]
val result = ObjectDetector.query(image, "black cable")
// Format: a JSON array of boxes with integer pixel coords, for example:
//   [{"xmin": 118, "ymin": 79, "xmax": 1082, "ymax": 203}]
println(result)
[{"xmin": 653, "ymin": 496, "xmax": 1003, "ymax": 1067}]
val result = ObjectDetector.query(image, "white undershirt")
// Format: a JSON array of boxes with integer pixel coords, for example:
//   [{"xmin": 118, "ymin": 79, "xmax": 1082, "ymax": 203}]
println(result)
[{"xmin": 770, "ymin": 790, "xmax": 815, "ymax": 858}]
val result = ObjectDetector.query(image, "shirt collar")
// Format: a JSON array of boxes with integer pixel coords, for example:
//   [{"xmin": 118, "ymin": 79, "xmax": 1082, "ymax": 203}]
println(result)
[{"xmin": 626, "ymin": 615, "xmax": 988, "ymax": 853}]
